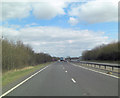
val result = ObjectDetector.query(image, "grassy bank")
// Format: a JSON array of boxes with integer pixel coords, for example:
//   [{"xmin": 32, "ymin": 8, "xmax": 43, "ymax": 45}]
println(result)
[{"xmin": 2, "ymin": 62, "xmax": 52, "ymax": 86}]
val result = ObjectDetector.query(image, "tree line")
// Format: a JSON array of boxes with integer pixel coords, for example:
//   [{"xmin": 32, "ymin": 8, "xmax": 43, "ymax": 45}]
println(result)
[
  {"xmin": 82, "ymin": 42, "xmax": 120, "ymax": 61},
  {"xmin": 2, "ymin": 38, "xmax": 53, "ymax": 72}
]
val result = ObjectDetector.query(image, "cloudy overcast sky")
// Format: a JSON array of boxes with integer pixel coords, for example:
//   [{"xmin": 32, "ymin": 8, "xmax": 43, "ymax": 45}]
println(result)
[{"xmin": 0, "ymin": 0, "xmax": 118, "ymax": 57}]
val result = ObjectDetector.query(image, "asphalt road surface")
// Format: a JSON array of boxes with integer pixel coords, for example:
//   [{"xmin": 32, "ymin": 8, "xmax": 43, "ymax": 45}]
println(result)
[{"xmin": 6, "ymin": 62, "xmax": 118, "ymax": 96}]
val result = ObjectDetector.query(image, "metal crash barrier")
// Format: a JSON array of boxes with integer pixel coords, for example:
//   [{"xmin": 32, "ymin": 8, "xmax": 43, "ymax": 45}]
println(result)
[{"xmin": 70, "ymin": 61, "xmax": 120, "ymax": 72}]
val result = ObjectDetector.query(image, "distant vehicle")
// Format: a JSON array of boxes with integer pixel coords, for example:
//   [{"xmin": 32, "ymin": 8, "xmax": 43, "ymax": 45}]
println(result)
[
  {"xmin": 60, "ymin": 57, "xmax": 64, "ymax": 61},
  {"xmin": 58, "ymin": 60, "xmax": 60, "ymax": 62}
]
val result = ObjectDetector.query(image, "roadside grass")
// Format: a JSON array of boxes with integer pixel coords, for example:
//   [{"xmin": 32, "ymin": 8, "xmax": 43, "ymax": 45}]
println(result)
[{"xmin": 2, "ymin": 62, "xmax": 52, "ymax": 86}]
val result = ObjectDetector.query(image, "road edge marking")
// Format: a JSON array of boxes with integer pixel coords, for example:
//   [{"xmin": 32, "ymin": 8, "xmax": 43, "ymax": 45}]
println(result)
[
  {"xmin": 70, "ymin": 63, "xmax": 119, "ymax": 79},
  {"xmin": 1, "ymin": 65, "xmax": 49, "ymax": 97}
]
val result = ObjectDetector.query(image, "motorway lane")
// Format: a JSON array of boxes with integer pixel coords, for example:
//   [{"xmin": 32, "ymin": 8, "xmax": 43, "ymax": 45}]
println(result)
[
  {"xmin": 6, "ymin": 61, "xmax": 118, "ymax": 96},
  {"xmin": 63, "ymin": 62, "xmax": 118, "ymax": 96},
  {"xmin": 6, "ymin": 62, "xmax": 84, "ymax": 96}
]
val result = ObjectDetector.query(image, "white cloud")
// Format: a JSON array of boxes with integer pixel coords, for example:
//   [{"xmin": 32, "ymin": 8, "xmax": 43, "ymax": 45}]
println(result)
[
  {"xmin": 1, "ymin": 26, "xmax": 110, "ymax": 57},
  {"xmin": 69, "ymin": 0, "xmax": 118, "ymax": 24},
  {"xmin": 1, "ymin": 0, "xmax": 85, "ymax": 2},
  {"xmin": 1, "ymin": 1, "xmax": 68, "ymax": 21},
  {"xmin": 1, "ymin": 0, "xmax": 118, "ymax": 23},
  {"xmin": 68, "ymin": 17, "xmax": 79, "ymax": 25},
  {"xmin": 25, "ymin": 23, "xmax": 38, "ymax": 27},
  {"xmin": 1, "ymin": 2, "xmax": 32, "ymax": 21},
  {"xmin": 1, "ymin": 26, "xmax": 20, "ymax": 37},
  {"xmin": 32, "ymin": 2, "xmax": 67, "ymax": 19}
]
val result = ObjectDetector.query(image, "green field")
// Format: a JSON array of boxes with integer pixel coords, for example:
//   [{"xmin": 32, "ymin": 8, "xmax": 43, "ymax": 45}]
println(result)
[{"xmin": 2, "ymin": 62, "xmax": 52, "ymax": 86}]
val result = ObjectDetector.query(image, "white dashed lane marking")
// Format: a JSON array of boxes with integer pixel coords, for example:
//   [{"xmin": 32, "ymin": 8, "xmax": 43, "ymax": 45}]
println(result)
[{"xmin": 71, "ymin": 78, "xmax": 76, "ymax": 83}]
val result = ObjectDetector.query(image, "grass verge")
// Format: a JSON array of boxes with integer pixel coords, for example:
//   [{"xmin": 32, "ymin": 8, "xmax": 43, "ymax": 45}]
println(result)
[{"xmin": 2, "ymin": 62, "xmax": 52, "ymax": 86}]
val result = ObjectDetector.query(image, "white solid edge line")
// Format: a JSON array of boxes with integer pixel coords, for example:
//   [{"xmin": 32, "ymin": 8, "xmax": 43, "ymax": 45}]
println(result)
[
  {"xmin": 1, "ymin": 65, "xmax": 49, "ymax": 97},
  {"xmin": 70, "ymin": 63, "xmax": 119, "ymax": 79},
  {"xmin": 71, "ymin": 78, "xmax": 76, "ymax": 83}
]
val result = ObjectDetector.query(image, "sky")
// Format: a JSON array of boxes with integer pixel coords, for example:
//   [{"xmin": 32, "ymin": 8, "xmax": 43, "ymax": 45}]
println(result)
[{"xmin": 0, "ymin": 0, "xmax": 119, "ymax": 57}]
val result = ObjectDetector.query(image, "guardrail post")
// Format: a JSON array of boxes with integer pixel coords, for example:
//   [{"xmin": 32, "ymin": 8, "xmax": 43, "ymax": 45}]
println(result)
[
  {"xmin": 112, "ymin": 67, "xmax": 114, "ymax": 71},
  {"xmin": 96, "ymin": 65, "xmax": 98, "ymax": 68},
  {"xmin": 99, "ymin": 65, "xmax": 100, "ymax": 69},
  {"xmin": 105, "ymin": 65, "xmax": 106, "ymax": 70}
]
